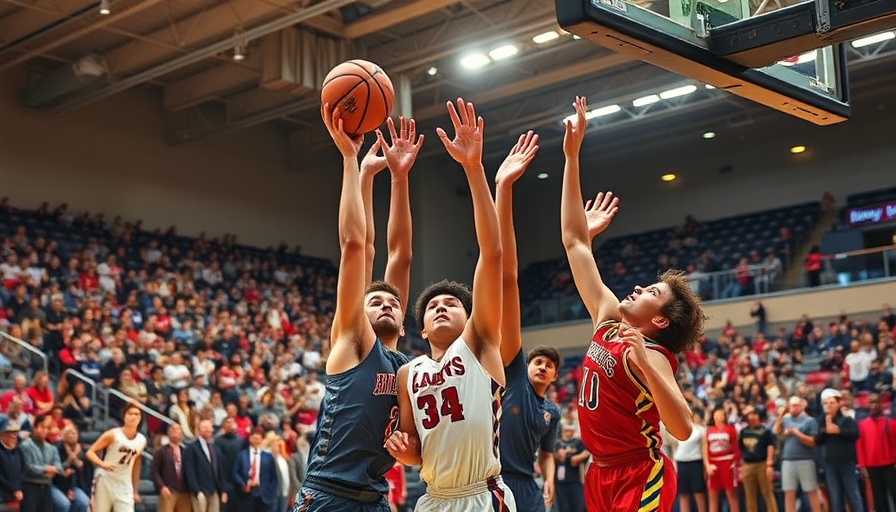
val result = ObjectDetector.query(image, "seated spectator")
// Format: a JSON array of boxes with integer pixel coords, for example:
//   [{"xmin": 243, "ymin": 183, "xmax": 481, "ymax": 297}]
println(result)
[
  {"xmin": 163, "ymin": 352, "xmax": 192, "ymax": 390},
  {"xmin": 0, "ymin": 396, "xmax": 32, "ymax": 438},
  {"xmin": 118, "ymin": 369, "xmax": 148, "ymax": 404},
  {"xmin": 188, "ymin": 374, "xmax": 211, "ymax": 412},
  {"xmin": 54, "ymin": 423, "xmax": 90, "ymax": 512},
  {"xmin": 0, "ymin": 372, "xmax": 35, "ymax": 414},
  {"xmin": 25, "ymin": 370, "xmax": 55, "ymax": 416},
  {"xmin": 61, "ymin": 381, "xmax": 93, "ymax": 432}
]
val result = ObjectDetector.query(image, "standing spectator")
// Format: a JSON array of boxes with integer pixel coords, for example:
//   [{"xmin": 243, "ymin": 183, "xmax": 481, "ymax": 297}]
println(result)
[
  {"xmin": 674, "ymin": 409, "xmax": 708, "ymax": 512},
  {"xmin": 184, "ymin": 419, "xmax": 228, "ymax": 512},
  {"xmin": 215, "ymin": 417, "xmax": 244, "ymax": 512},
  {"xmin": 169, "ymin": 388, "xmax": 196, "ymax": 441},
  {"xmin": 53, "ymin": 423, "xmax": 90, "ymax": 512},
  {"xmin": 750, "ymin": 302, "xmax": 767, "ymax": 337},
  {"xmin": 814, "ymin": 388, "xmax": 863, "ymax": 512},
  {"xmin": 804, "ymin": 246, "xmax": 822, "ymax": 287},
  {"xmin": 0, "ymin": 418, "xmax": 25, "ymax": 508},
  {"xmin": 704, "ymin": 407, "xmax": 740, "ymax": 512},
  {"xmin": 232, "ymin": 429, "xmax": 276, "ymax": 512},
  {"xmin": 554, "ymin": 424, "xmax": 588, "ymax": 512},
  {"xmin": 61, "ymin": 382, "xmax": 93, "ymax": 431},
  {"xmin": 774, "ymin": 396, "xmax": 821, "ymax": 512},
  {"xmin": 738, "ymin": 406, "xmax": 778, "ymax": 512},
  {"xmin": 20, "ymin": 414, "xmax": 62, "ymax": 512},
  {"xmin": 384, "ymin": 461, "xmax": 406, "ymax": 512},
  {"xmin": 856, "ymin": 393, "xmax": 896, "ymax": 512},
  {"xmin": 151, "ymin": 424, "xmax": 191, "ymax": 512},
  {"xmin": 844, "ymin": 339, "xmax": 877, "ymax": 393}
]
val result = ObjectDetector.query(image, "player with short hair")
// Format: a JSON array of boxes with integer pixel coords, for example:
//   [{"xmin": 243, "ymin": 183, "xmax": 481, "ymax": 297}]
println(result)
[
  {"xmin": 292, "ymin": 106, "xmax": 423, "ymax": 512},
  {"xmin": 385, "ymin": 98, "xmax": 515, "ymax": 511},
  {"xmin": 493, "ymin": 130, "xmax": 561, "ymax": 511},
  {"xmin": 86, "ymin": 402, "xmax": 147, "ymax": 512},
  {"xmin": 560, "ymin": 96, "xmax": 706, "ymax": 512}
]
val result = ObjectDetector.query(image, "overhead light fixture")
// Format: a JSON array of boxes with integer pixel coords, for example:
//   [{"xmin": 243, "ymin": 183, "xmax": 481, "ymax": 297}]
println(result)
[
  {"xmin": 537, "ymin": 173, "xmax": 549, "ymax": 180},
  {"xmin": 702, "ymin": 131, "xmax": 716, "ymax": 139},
  {"xmin": 705, "ymin": 84, "xmax": 716, "ymax": 89},
  {"xmin": 99, "ymin": 0, "xmax": 111, "ymax": 15},
  {"xmin": 232, "ymin": 29, "xmax": 246, "ymax": 62},
  {"xmin": 661, "ymin": 173, "xmax": 677, "ymax": 182},
  {"xmin": 659, "ymin": 84, "xmax": 697, "ymax": 99},
  {"xmin": 488, "ymin": 44, "xmax": 519, "ymax": 61},
  {"xmin": 562, "ymin": 104, "xmax": 621, "ymax": 124},
  {"xmin": 427, "ymin": 66, "xmax": 438, "ymax": 76},
  {"xmin": 460, "ymin": 52, "xmax": 490, "ymax": 69},
  {"xmin": 851, "ymin": 31, "xmax": 895, "ymax": 48},
  {"xmin": 790, "ymin": 145, "xmax": 807, "ymax": 154},
  {"xmin": 632, "ymin": 94, "xmax": 660, "ymax": 107},
  {"xmin": 532, "ymin": 31, "xmax": 560, "ymax": 44}
]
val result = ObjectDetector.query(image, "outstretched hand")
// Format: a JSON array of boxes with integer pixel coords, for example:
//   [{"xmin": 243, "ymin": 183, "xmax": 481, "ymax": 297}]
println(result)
[
  {"xmin": 584, "ymin": 191, "xmax": 619, "ymax": 239},
  {"xmin": 562, "ymin": 96, "xmax": 588, "ymax": 157},
  {"xmin": 436, "ymin": 98, "xmax": 484, "ymax": 168},
  {"xmin": 378, "ymin": 116, "xmax": 424, "ymax": 178},
  {"xmin": 496, "ymin": 130, "xmax": 539, "ymax": 187},
  {"xmin": 321, "ymin": 102, "xmax": 364, "ymax": 159},
  {"xmin": 360, "ymin": 138, "xmax": 386, "ymax": 177}
]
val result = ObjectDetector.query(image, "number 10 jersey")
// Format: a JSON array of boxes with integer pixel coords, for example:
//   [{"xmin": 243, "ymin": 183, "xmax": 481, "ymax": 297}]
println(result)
[{"xmin": 407, "ymin": 338, "xmax": 503, "ymax": 493}]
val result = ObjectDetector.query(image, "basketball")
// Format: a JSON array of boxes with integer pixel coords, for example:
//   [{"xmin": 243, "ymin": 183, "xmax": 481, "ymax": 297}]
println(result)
[{"xmin": 321, "ymin": 59, "xmax": 394, "ymax": 136}]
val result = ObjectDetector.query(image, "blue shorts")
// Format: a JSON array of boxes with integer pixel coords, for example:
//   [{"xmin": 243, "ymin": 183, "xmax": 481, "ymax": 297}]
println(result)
[
  {"xmin": 292, "ymin": 486, "xmax": 391, "ymax": 512},
  {"xmin": 502, "ymin": 473, "xmax": 542, "ymax": 512}
]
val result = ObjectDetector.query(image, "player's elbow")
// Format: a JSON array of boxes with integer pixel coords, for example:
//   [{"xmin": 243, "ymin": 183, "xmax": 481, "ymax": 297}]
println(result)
[
  {"xmin": 560, "ymin": 232, "xmax": 586, "ymax": 252},
  {"xmin": 340, "ymin": 237, "xmax": 366, "ymax": 255},
  {"xmin": 387, "ymin": 247, "xmax": 412, "ymax": 268},
  {"xmin": 670, "ymin": 418, "xmax": 694, "ymax": 441}
]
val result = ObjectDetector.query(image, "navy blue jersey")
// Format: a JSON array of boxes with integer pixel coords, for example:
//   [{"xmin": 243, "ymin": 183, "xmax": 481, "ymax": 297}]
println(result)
[
  {"xmin": 304, "ymin": 338, "xmax": 410, "ymax": 495},
  {"xmin": 499, "ymin": 349, "xmax": 561, "ymax": 477}
]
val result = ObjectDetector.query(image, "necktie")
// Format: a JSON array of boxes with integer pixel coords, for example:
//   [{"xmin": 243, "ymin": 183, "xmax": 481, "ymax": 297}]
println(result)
[
  {"xmin": 248, "ymin": 450, "xmax": 258, "ymax": 485},
  {"xmin": 173, "ymin": 446, "xmax": 181, "ymax": 477}
]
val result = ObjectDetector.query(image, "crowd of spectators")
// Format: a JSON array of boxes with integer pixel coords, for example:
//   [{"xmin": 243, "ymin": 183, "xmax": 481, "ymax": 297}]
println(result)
[{"xmin": 1, "ymin": 196, "xmax": 894, "ymax": 511}]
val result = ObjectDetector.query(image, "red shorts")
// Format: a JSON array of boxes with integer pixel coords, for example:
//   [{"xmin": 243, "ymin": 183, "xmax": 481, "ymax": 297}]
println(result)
[
  {"xmin": 585, "ymin": 452, "xmax": 677, "ymax": 512},
  {"xmin": 707, "ymin": 458, "xmax": 738, "ymax": 491}
]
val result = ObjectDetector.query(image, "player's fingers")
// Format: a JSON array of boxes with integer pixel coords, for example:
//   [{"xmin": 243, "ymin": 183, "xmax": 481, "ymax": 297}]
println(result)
[
  {"xmin": 386, "ymin": 117, "xmax": 398, "ymax": 143},
  {"xmin": 456, "ymin": 98, "xmax": 470, "ymax": 126},
  {"xmin": 414, "ymin": 134, "xmax": 425, "ymax": 151},
  {"xmin": 584, "ymin": 199, "xmax": 593, "ymax": 211},
  {"xmin": 445, "ymin": 101, "xmax": 461, "ymax": 129},
  {"xmin": 408, "ymin": 118, "xmax": 416, "ymax": 142}
]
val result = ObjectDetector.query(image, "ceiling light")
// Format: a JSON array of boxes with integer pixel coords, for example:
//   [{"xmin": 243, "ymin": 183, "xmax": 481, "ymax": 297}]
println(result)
[
  {"xmin": 632, "ymin": 94, "xmax": 660, "ymax": 107},
  {"xmin": 233, "ymin": 44, "xmax": 245, "ymax": 62},
  {"xmin": 533, "ymin": 31, "xmax": 560, "ymax": 44},
  {"xmin": 99, "ymin": 0, "xmax": 111, "ymax": 15},
  {"xmin": 852, "ymin": 31, "xmax": 895, "ymax": 48},
  {"xmin": 790, "ymin": 145, "xmax": 807, "ymax": 154},
  {"xmin": 702, "ymin": 131, "xmax": 716, "ymax": 139},
  {"xmin": 537, "ymin": 173, "xmax": 549, "ymax": 180},
  {"xmin": 588, "ymin": 104, "xmax": 621, "ymax": 118},
  {"xmin": 460, "ymin": 53, "xmax": 490, "ymax": 69},
  {"xmin": 705, "ymin": 84, "xmax": 716, "ymax": 89},
  {"xmin": 427, "ymin": 66, "xmax": 438, "ymax": 76},
  {"xmin": 659, "ymin": 84, "xmax": 697, "ymax": 99},
  {"xmin": 488, "ymin": 45, "xmax": 519, "ymax": 61},
  {"xmin": 661, "ymin": 173, "xmax": 677, "ymax": 182}
]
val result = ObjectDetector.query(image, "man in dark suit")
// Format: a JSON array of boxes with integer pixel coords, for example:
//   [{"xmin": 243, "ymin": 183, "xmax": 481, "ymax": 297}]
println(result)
[
  {"xmin": 214, "ymin": 417, "xmax": 245, "ymax": 512},
  {"xmin": 151, "ymin": 423, "xmax": 191, "ymax": 512},
  {"xmin": 0, "ymin": 418, "xmax": 25, "ymax": 507},
  {"xmin": 184, "ymin": 419, "xmax": 228, "ymax": 512},
  {"xmin": 232, "ymin": 428, "xmax": 276, "ymax": 512}
]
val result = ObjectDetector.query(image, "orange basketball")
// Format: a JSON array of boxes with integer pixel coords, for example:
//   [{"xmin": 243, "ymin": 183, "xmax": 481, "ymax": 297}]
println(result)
[{"xmin": 321, "ymin": 59, "xmax": 394, "ymax": 136}]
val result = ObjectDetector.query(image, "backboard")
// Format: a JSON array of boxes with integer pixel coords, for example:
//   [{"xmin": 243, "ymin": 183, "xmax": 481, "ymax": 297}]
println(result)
[{"xmin": 556, "ymin": 0, "xmax": 856, "ymax": 124}]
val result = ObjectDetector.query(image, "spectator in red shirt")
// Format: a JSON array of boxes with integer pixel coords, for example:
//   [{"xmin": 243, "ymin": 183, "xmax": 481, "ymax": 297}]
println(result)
[
  {"xmin": 0, "ymin": 373, "xmax": 35, "ymax": 414},
  {"xmin": 856, "ymin": 393, "xmax": 896, "ymax": 512},
  {"xmin": 25, "ymin": 370, "xmax": 54, "ymax": 416},
  {"xmin": 804, "ymin": 246, "xmax": 823, "ymax": 287}
]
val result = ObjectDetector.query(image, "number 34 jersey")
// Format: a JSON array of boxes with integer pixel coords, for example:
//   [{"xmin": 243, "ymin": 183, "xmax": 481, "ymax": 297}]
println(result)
[
  {"xmin": 407, "ymin": 338, "xmax": 503, "ymax": 493},
  {"xmin": 577, "ymin": 320, "xmax": 678, "ymax": 461}
]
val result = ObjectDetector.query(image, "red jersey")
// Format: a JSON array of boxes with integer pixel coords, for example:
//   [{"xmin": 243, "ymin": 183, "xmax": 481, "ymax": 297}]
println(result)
[
  {"xmin": 705, "ymin": 424, "xmax": 740, "ymax": 462},
  {"xmin": 577, "ymin": 320, "xmax": 678, "ymax": 462}
]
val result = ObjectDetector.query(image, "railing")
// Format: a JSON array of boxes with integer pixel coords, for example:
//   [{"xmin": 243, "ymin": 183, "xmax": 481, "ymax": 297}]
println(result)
[
  {"xmin": 104, "ymin": 387, "xmax": 175, "ymax": 430},
  {"xmin": 0, "ymin": 330, "xmax": 48, "ymax": 375},
  {"xmin": 522, "ymin": 245, "xmax": 896, "ymax": 327}
]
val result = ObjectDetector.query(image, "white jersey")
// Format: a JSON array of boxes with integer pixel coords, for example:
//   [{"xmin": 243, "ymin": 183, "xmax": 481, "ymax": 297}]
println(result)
[
  {"xmin": 95, "ymin": 428, "xmax": 147, "ymax": 484},
  {"xmin": 408, "ymin": 338, "xmax": 503, "ymax": 494}
]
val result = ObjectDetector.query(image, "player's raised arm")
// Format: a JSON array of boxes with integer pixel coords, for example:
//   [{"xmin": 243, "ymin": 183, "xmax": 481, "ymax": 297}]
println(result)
[
  {"xmin": 560, "ymin": 96, "xmax": 620, "ymax": 328},
  {"xmin": 360, "ymin": 137, "xmax": 386, "ymax": 286},
  {"xmin": 495, "ymin": 131, "xmax": 539, "ymax": 366},
  {"xmin": 381, "ymin": 116, "xmax": 423, "ymax": 312},
  {"xmin": 437, "ymin": 99, "xmax": 503, "ymax": 363},
  {"xmin": 324, "ymin": 102, "xmax": 377, "ymax": 375}
]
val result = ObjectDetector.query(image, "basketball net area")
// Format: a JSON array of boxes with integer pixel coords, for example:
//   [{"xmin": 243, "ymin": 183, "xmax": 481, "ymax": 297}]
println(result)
[{"xmin": 556, "ymin": 0, "xmax": 896, "ymax": 124}]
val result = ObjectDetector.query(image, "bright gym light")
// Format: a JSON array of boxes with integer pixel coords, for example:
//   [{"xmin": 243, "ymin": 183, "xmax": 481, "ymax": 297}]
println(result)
[
  {"xmin": 661, "ymin": 173, "xmax": 677, "ymax": 182},
  {"xmin": 460, "ymin": 53, "xmax": 491, "ymax": 69},
  {"xmin": 533, "ymin": 31, "xmax": 560, "ymax": 44},
  {"xmin": 702, "ymin": 131, "xmax": 716, "ymax": 139},
  {"xmin": 489, "ymin": 45, "xmax": 519, "ymax": 61},
  {"xmin": 790, "ymin": 145, "xmax": 807, "ymax": 154},
  {"xmin": 659, "ymin": 84, "xmax": 697, "ymax": 99},
  {"xmin": 632, "ymin": 94, "xmax": 660, "ymax": 107},
  {"xmin": 852, "ymin": 31, "xmax": 895, "ymax": 48}
]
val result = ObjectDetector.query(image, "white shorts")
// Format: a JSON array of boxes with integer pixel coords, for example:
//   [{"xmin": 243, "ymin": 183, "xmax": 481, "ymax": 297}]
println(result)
[
  {"xmin": 415, "ymin": 478, "xmax": 516, "ymax": 512},
  {"xmin": 89, "ymin": 475, "xmax": 135, "ymax": 512}
]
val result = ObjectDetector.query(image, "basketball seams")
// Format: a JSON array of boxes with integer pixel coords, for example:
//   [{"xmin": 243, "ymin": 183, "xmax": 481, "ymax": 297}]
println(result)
[{"xmin": 321, "ymin": 59, "xmax": 394, "ymax": 136}]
